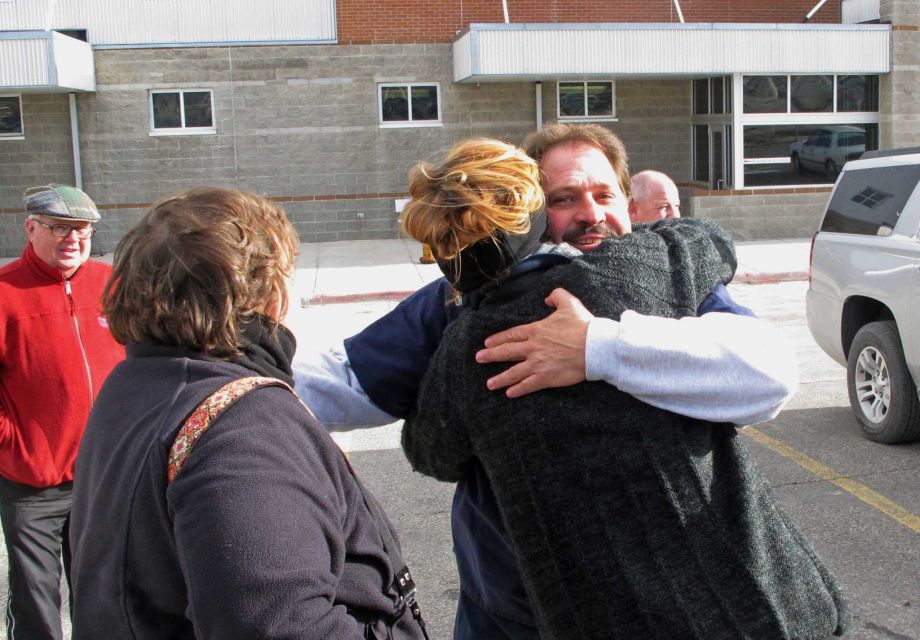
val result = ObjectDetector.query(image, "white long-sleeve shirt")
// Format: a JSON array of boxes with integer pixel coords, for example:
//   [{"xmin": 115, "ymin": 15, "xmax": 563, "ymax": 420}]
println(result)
[{"xmin": 294, "ymin": 309, "xmax": 798, "ymax": 430}]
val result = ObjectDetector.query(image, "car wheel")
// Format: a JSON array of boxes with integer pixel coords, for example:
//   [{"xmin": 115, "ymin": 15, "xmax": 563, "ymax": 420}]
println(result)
[
  {"xmin": 825, "ymin": 159, "xmax": 838, "ymax": 178},
  {"xmin": 791, "ymin": 154, "xmax": 802, "ymax": 174},
  {"xmin": 847, "ymin": 321, "xmax": 920, "ymax": 443}
]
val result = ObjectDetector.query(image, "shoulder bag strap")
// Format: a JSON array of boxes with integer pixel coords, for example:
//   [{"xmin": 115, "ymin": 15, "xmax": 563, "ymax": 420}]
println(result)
[
  {"xmin": 167, "ymin": 376, "xmax": 286, "ymax": 484},
  {"xmin": 166, "ymin": 375, "xmax": 429, "ymax": 639}
]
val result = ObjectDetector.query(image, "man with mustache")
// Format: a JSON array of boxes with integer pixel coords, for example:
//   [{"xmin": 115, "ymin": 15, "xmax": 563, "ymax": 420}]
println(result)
[{"xmin": 295, "ymin": 124, "xmax": 797, "ymax": 639}]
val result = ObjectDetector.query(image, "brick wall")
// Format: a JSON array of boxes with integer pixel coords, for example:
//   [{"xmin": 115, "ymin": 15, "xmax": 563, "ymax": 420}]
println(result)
[{"xmin": 337, "ymin": 0, "xmax": 842, "ymax": 44}]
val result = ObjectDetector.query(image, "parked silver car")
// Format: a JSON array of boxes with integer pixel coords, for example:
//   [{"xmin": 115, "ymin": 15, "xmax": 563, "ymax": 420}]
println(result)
[{"xmin": 806, "ymin": 147, "xmax": 920, "ymax": 443}]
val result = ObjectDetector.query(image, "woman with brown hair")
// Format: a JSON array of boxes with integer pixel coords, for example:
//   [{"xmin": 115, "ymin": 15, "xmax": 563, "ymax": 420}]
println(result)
[
  {"xmin": 399, "ymin": 139, "xmax": 850, "ymax": 639},
  {"xmin": 69, "ymin": 187, "xmax": 426, "ymax": 640}
]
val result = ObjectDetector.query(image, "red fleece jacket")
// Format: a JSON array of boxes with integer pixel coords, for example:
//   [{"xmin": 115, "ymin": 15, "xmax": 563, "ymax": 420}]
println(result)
[{"xmin": 0, "ymin": 243, "xmax": 124, "ymax": 487}]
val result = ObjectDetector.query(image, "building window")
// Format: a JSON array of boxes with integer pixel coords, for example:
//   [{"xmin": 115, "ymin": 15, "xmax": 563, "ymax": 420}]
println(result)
[
  {"xmin": 737, "ymin": 74, "xmax": 880, "ymax": 187},
  {"xmin": 690, "ymin": 78, "xmax": 732, "ymax": 188},
  {"xmin": 838, "ymin": 75, "xmax": 879, "ymax": 112},
  {"xmin": 693, "ymin": 125, "xmax": 710, "ymax": 182},
  {"xmin": 743, "ymin": 74, "xmax": 879, "ymax": 114},
  {"xmin": 379, "ymin": 83, "xmax": 441, "ymax": 127},
  {"xmin": 744, "ymin": 123, "xmax": 879, "ymax": 187},
  {"xmin": 150, "ymin": 90, "xmax": 214, "ymax": 135},
  {"xmin": 0, "ymin": 95, "xmax": 23, "ymax": 138},
  {"xmin": 558, "ymin": 81, "xmax": 615, "ymax": 121},
  {"xmin": 693, "ymin": 77, "xmax": 731, "ymax": 116},
  {"xmin": 693, "ymin": 80, "xmax": 708, "ymax": 115},
  {"xmin": 710, "ymin": 77, "xmax": 726, "ymax": 115},
  {"xmin": 791, "ymin": 75, "xmax": 833, "ymax": 113},
  {"xmin": 743, "ymin": 76, "xmax": 788, "ymax": 114}
]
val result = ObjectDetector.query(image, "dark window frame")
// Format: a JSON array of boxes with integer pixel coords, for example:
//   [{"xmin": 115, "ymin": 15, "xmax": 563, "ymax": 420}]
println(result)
[
  {"xmin": 378, "ymin": 83, "xmax": 442, "ymax": 128},
  {"xmin": 744, "ymin": 74, "xmax": 880, "ymax": 115},
  {"xmin": 557, "ymin": 81, "xmax": 617, "ymax": 121},
  {"xmin": 149, "ymin": 89, "xmax": 215, "ymax": 135},
  {"xmin": 0, "ymin": 94, "xmax": 24, "ymax": 139},
  {"xmin": 837, "ymin": 75, "xmax": 880, "ymax": 112}
]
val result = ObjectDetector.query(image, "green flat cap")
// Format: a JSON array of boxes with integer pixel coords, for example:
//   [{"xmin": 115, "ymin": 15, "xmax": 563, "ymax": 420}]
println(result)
[{"xmin": 23, "ymin": 184, "xmax": 101, "ymax": 222}]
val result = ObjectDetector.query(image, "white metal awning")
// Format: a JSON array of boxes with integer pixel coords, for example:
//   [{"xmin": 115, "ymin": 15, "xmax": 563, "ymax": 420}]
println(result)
[
  {"xmin": 0, "ymin": 31, "xmax": 95, "ymax": 92},
  {"xmin": 454, "ymin": 23, "xmax": 891, "ymax": 82}
]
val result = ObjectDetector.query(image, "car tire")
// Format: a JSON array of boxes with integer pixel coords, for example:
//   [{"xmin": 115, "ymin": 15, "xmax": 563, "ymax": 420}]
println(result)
[
  {"xmin": 791, "ymin": 154, "xmax": 803, "ymax": 174},
  {"xmin": 847, "ymin": 321, "xmax": 920, "ymax": 444},
  {"xmin": 825, "ymin": 159, "xmax": 838, "ymax": 179}
]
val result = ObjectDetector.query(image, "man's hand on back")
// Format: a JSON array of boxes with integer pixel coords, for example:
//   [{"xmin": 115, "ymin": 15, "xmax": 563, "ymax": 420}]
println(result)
[{"xmin": 476, "ymin": 288, "xmax": 593, "ymax": 397}]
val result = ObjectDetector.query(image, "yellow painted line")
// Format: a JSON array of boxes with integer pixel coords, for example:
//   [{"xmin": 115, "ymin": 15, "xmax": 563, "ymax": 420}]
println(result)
[{"xmin": 742, "ymin": 427, "xmax": 920, "ymax": 535}]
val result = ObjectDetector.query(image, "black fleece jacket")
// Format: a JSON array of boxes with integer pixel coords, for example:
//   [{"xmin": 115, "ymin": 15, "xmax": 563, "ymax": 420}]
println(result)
[
  {"xmin": 403, "ymin": 219, "xmax": 850, "ymax": 639},
  {"xmin": 71, "ymin": 344, "xmax": 423, "ymax": 640}
]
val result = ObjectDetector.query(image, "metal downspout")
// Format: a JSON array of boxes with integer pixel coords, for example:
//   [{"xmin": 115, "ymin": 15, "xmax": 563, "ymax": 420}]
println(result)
[
  {"xmin": 68, "ymin": 93, "xmax": 83, "ymax": 190},
  {"xmin": 535, "ymin": 82, "xmax": 543, "ymax": 131}
]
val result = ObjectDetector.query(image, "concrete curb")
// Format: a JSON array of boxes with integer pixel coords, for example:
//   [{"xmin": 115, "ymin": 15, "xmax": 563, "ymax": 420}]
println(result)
[
  {"xmin": 304, "ymin": 271, "xmax": 809, "ymax": 306},
  {"xmin": 735, "ymin": 270, "xmax": 809, "ymax": 284},
  {"xmin": 304, "ymin": 290, "xmax": 417, "ymax": 306}
]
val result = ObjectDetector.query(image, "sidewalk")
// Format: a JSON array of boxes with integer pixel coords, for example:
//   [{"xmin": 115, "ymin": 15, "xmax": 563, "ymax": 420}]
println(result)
[
  {"xmin": 298, "ymin": 236, "xmax": 811, "ymax": 306},
  {"xmin": 0, "ymin": 236, "xmax": 811, "ymax": 303}
]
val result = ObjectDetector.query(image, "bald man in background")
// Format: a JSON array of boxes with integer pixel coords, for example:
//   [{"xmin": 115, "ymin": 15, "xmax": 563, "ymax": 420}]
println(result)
[{"xmin": 629, "ymin": 170, "xmax": 681, "ymax": 223}]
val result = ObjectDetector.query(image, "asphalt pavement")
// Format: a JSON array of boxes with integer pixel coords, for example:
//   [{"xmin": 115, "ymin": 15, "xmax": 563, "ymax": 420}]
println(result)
[{"xmin": 0, "ymin": 233, "xmax": 817, "ymax": 639}]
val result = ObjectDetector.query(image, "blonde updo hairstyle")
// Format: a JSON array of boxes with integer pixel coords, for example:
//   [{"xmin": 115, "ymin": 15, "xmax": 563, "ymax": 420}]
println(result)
[{"xmin": 400, "ymin": 138, "xmax": 545, "ymax": 261}]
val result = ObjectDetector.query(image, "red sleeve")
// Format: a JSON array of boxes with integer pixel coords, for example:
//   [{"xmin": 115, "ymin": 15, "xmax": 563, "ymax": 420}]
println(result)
[{"xmin": 0, "ymin": 402, "xmax": 12, "ymax": 446}]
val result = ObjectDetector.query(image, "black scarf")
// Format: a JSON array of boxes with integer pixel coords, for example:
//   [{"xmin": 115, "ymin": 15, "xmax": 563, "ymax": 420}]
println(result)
[
  {"xmin": 233, "ymin": 315, "xmax": 296, "ymax": 388},
  {"xmin": 437, "ymin": 208, "xmax": 547, "ymax": 294}
]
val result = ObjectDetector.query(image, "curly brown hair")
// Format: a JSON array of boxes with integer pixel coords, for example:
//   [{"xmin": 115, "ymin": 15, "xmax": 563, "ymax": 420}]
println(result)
[
  {"xmin": 103, "ymin": 187, "xmax": 298, "ymax": 358},
  {"xmin": 400, "ymin": 138, "xmax": 544, "ymax": 261}
]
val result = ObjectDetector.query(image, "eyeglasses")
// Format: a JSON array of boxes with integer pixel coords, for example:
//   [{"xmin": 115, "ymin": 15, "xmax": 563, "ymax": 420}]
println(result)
[{"xmin": 28, "ymin": 216, "xmax": 96, "ymax": 239}]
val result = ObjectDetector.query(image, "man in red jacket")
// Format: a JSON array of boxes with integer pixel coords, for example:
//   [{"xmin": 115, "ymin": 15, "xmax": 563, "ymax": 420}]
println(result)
[{"xmin": 0, "ymin": 185, "xmax": 124, "ymax": 640}]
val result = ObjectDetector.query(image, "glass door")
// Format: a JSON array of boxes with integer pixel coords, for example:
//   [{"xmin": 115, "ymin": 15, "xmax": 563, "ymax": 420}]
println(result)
[
  {"xmin": 711, "ymin": 127, "xmax": 724, "ymax": 190},
  {"xmin": 707, "ymin": 124, "xmax": 732, "ymax": 190}
]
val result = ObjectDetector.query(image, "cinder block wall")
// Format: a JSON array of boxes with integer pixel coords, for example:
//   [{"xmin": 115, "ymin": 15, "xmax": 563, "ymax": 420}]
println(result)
[
  {"xmin": 688, "ymin": 189, "xmax": 832, "ymax": 241},
  {"xmin": 0, "ymin": 93, "xmax": 76, "ymax": 206},
  {"xmin": 880, "ymin": 0, "xmax": 920, "ymax": 149},
  {"xmin": 535, "ymin": 77, "xmax": 691, "ymax": 180},
  {"xmin": 613, "ymin": 79, "xmax": 691, "ymax": 181},
  {"xmin": 65, "ymin": 43, "xmax": 540, "ymax": 252},
  {"xmin": 0, "ymin": 213, "xmax": 27, "ymax": 257},
  {"xmin": 0, "ymin": 44, "xmax": 703, "ymax": 255}
]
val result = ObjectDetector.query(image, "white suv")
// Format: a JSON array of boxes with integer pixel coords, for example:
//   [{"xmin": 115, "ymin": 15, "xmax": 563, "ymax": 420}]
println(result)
[{"xmin": 806, "ymin": 147, "xmax": 920, "ymax": 443}]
